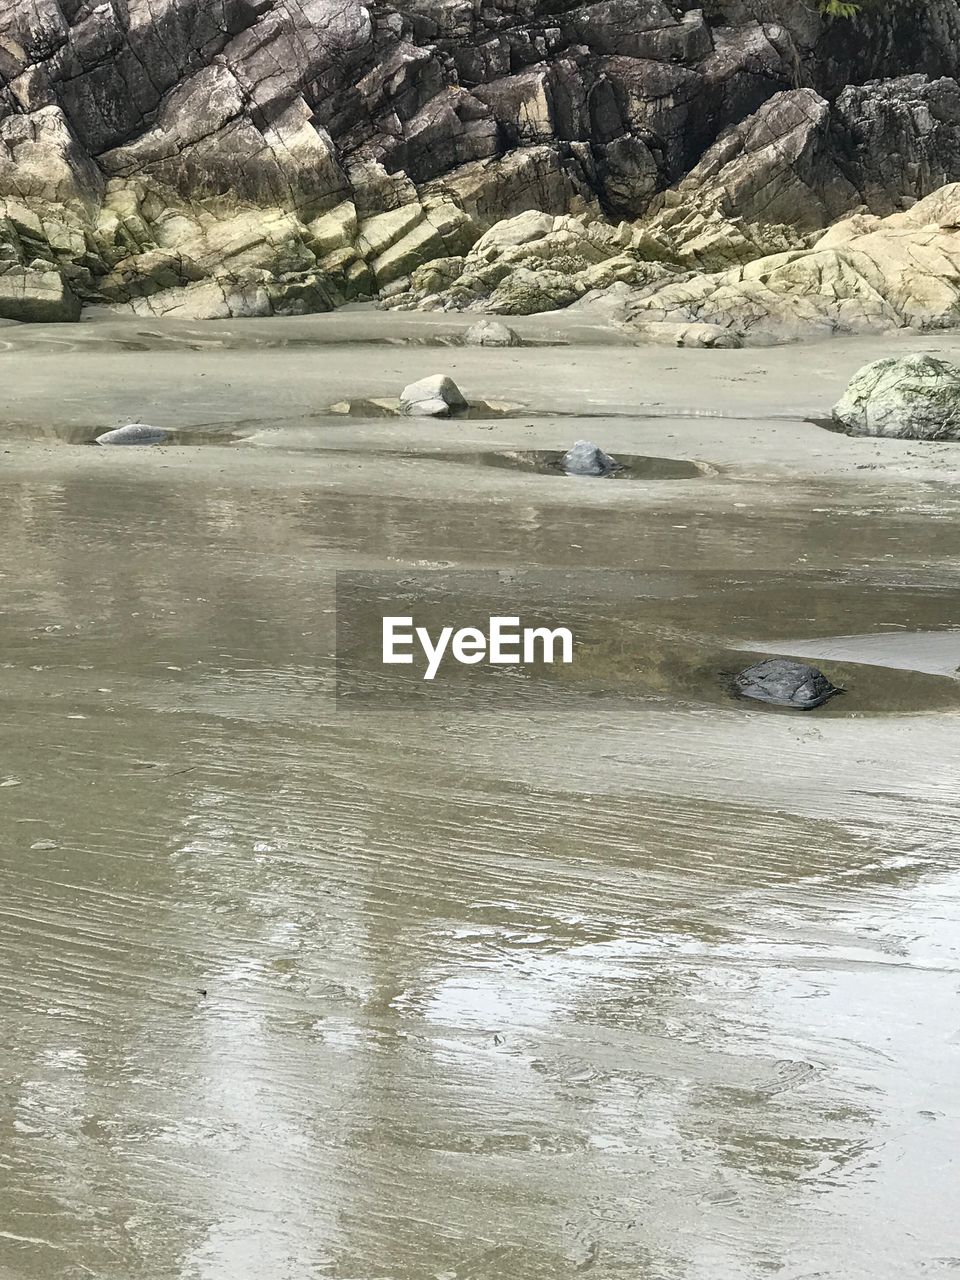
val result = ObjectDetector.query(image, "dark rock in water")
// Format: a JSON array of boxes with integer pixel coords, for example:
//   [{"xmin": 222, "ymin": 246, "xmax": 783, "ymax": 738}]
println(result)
[
  {"xmin": 734, "ymin": 658, "xmax": 841, "ymax": 709},
  {"xmin": 95, "ymin": 423, "xmax": 168, "ymax": 446},
  {"xmin": 464, "ymin": 320, "xmax": 521, "ymax": 347},
  {"xmin": 560, "ymin": 440, "xmax": 619, "ymax": 476}
]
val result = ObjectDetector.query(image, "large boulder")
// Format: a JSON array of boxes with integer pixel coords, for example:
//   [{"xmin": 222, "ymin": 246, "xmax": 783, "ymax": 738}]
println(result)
[{"xmin": 832, "ymin": 354, "xmax": 960, "ymax": 440}]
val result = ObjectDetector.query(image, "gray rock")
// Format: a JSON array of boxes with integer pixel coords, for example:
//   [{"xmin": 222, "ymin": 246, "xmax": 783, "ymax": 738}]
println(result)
[
  {"xmin": 0, "ymin": 106, "xmax": 104, "ymax": 207},
  {"xmin": 95, "ymin": 423, "xmax": 169, "ymax": 446},
  {"xmin": 634, "ymin": 321, "xmax": 744, "ymax": 348},
  {"xmin": 832, "ymin": 76, "xmax": 960, "ymax": 217},
  {"xmin": 560, "ymin": 440, "xmax": 619, "ymax": 476},
  {"xmin": 832, "ymin": 354, "xmax": 960, "ymax": 440},
  {"xmin": 4, "ymin": 1, "xmax": 960, "ymax": 328},
  {"xmin": 0, "ymin": 266, "xmax": 81, "ymax": 323},
  {"xmin": 464, "ymin": 320, "xmax": 521, "ymax": 347},
  {"xmin": 399, "ymin": 375, "xmax": 468, "ymax": 418},
  {"xmin": 734, "ymin": 658, "xmax": 840, "ymax": 709}
]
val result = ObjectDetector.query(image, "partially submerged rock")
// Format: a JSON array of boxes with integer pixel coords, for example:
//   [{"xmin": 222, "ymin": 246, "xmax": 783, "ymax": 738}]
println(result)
[
  {"xmin": 399, "ymin": 375, "xmax": 468, "ymax": 418},
  {"xmin": 464, "ymin": 320, "xmax": 521, "ymax": 347},
  {"xmin": 560, "ymin": 440, "xmax": 619, "ymax": 476},
  {"xmin": 734, "ymin": 658, "xmax": 841, "ymax": 709},
  {"xmin": 832, "ymin": 354, "xmax": 960, "ymax": 440},
  {"xmin": 95, "ymin": 423, "xmax": 168, "ymax": 446}
]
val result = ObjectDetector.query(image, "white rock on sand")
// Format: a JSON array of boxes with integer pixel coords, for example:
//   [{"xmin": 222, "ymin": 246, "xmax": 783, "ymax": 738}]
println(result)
[
  {"xmin": 95, "ymin": 423, "xmax": 168, "ymax": 445},
  {"xmin": 399, "ymin": 375, "xmax": 468, "ymax": 418}
]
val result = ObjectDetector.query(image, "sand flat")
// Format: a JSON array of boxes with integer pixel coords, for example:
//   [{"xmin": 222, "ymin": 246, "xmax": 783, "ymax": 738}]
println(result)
[{"xmin": 1, "ymin": 313, "xmax": 959, "ymax": 1280}]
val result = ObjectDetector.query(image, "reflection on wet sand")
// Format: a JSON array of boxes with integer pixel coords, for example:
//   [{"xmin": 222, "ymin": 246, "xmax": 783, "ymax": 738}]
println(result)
[{"xmin": 1, "ymin": 320, "xmax": 960, "ymax": 1280}]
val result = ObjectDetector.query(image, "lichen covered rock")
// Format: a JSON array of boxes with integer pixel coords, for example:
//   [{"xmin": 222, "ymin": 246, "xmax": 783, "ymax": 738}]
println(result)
[{"xmin": 832, "ymin": 354, "xmax": 960, "ymax": 440}]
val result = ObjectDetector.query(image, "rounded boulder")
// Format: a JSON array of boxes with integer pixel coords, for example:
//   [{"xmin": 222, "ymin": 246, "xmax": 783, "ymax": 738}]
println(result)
[{"xmin": 832, "ymin": 354, "xmax": 960, "ymax": 440}]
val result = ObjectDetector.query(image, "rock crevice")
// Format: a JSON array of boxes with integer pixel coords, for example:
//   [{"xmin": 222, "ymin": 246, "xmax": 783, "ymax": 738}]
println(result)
[{"xmin": 2, "ymin": 0, "xmax": 960, "ymax": 327}]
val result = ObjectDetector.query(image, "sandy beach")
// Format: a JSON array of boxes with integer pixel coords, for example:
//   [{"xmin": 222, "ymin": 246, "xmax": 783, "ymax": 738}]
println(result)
[{"xmin": 1, "ymin": 312, "xmax": 959, "ymax": 1279}]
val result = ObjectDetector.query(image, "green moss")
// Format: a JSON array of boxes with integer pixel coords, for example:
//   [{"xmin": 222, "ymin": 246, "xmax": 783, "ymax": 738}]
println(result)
[
  {"xmin": 818, "ymin": 0, "xmax": 911, "ymax": 17},
  {"xmin": 819, "ymin": 0, "xmax": 861, "ymax": 16}
]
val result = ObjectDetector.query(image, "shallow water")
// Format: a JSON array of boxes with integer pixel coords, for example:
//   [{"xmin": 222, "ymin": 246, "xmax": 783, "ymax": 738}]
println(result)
[{"xmin": 1, "ymin": 316, "xmax": 960, "ymax": 1280}]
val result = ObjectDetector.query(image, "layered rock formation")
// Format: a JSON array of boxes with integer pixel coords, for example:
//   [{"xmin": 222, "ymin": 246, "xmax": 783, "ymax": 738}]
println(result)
[
  {"xmin": 383, "ymin": 96, "xmax": 960, "ymax": 343},
  {"xmin": 2, "ymin": 0, "xmax": 960, "ymax": 332}
]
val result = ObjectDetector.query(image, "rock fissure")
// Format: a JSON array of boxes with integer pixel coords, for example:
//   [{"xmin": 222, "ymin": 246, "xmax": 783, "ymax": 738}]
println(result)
[{"xmin": 3, "ymin": 2, "xmax": 960, "ymax": 328}]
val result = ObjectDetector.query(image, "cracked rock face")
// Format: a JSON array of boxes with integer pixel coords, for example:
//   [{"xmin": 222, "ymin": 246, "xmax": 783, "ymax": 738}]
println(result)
[
  {"xmin": 383, "ymin": 88, "xmax": 960, "ymax": 343},
  {"xmin": 2, "ymin": 1, "xmax": 960, "ymax": 325}
]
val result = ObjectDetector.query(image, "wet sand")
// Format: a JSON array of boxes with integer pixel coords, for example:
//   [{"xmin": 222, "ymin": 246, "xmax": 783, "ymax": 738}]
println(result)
[{"xmin": 1, "ymin": 312, "xmax": 959, "ymax": 1279}]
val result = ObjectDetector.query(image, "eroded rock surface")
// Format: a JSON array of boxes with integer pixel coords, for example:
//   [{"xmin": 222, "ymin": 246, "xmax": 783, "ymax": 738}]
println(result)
[
  {"xmin": 1, "ymin": 3, "xmax": 960, "ymax": 327},
  {"xmin": 622, "ymin": 183, "xmax": 960, "ymax": 341}
]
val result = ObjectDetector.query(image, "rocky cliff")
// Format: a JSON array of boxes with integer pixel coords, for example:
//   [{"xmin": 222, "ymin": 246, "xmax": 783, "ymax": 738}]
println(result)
[{"xmin": 2, "ymin": 0, "xmax": 960, "ymax": 333}]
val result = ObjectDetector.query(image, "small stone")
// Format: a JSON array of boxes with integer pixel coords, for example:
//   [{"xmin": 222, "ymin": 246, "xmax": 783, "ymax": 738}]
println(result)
[
  {"xmin": 95, "ymin": 423, "xmax": 168, "ymax": 446},
  {"xmin": 560, "ymin": 440, "xmax": 619, "ymax": 476},
  {"xmin": 399, "ymin": 375, "xmax": 468, "ymax": 418},
  {"xmin": 734, "ymin": 658, "xmax": 840, "ymax": 709}
]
